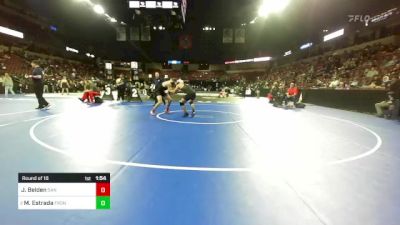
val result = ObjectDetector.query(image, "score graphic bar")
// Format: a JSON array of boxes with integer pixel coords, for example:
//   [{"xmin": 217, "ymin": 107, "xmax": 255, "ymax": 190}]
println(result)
[{"xmin": 18, "ymin": 173, "xmax": 110, "ymax": 210}]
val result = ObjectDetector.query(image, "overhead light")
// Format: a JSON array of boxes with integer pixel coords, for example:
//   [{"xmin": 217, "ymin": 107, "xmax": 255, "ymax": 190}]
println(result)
[
  {"xmin": 120, "ymin": 21, "xmax": 126, "ymax": 25},
  {"xmin": 225, "ymin": 59, "xmax": 253, "ymax": 64},
  {"xmin": 93, "ymin": 4, "xmax": 105, "ymax": 14},
  {"xmin": 153, "ymin": 26, "xmax": 157, "ymax": 30},
  {"xmin": 86, "ymin": 53, "xmax": 95, "ymax": 58},
  {"xmin": 224, "ymin": 56, "xmax": 271, "ymax": 64},
  {"xmin": 258, "ymin": 0, "xmax": 291, "ymax": 17},
  {"xmin": 323, "ymin": 28, "xmax": 344, "ymax": 42},
  {"xmin": 253, "ymin": 56, "xmax": 271, "ymax": 62},
  {"xmin": 284, "ymin": 50, "xmax": 292, "ymax": 56},
  {"xmin": 0, "ymin": 26, "xmax": 24, "ymax": 39},
  {"xmin": 300, "ymin": 42, "xmax": 313, "ymax": 50},
  {"xmin": 66, "ymin": 46, "xmax": 79, "ymax": 53},
  {"xmin": 159, "ymin": 25, "xmax": 163, "ymax": 30},
  {"xmin": 168, "ymin": 60, "xmax": 181, "ymax": 65},
  {"xmin": 110, "ymin": 17, "xmax": 117, "ymax": 23},
  {"xmin": 74, "ymin": 0, "xmax": 91, "ymax": 3},
  {"xmin": 213, "ymin": 27, "xmax": 215, "ymax": 30},
  {"xmin": 250, "ymin": 18, "xmax": 257, "ymax": 24}
]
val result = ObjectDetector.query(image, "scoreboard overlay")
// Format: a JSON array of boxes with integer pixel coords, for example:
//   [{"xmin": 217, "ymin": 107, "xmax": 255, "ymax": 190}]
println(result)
[{"xmin": 18, "ymin": 173, "xmax": 110, "ymax": 210}]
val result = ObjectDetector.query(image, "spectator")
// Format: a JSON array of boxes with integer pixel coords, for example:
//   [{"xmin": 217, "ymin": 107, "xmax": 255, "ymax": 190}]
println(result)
[
  {"xmin": 365, "ymin": 66, "xmax": 379, "ymax": 78},
  {"xmin": 284, "ymin": 82, "xmax": 299, "ymax": 107},
  {"xmin": 3, "ymin": 73, "xmax": 15, "ymax": 97},
  {"xmin": 60, "ymin": 76, "xmax": 70, "ymax": 95},
  {"xmin": 116, "ymin": 74, "xmax": 125, "ymax": 101},
  {"xmin": 375, "ymin": 75, "xmax": 400, "ymax": 117},
  {"xmin": 384, "ymin": 55, "xmax": 398, "ymax": 68},
  {"xmin": 329, "ymin": 77, "xmax": 340, "ymax": 88}
]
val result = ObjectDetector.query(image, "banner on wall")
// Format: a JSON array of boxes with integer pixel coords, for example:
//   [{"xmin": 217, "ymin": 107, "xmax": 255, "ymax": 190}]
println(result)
[
  {"xmin": 116, "ymin": 27, "xmax": 127, "ymax": 41},
  {"xmin": 234, "ymin": 28, "xmax": 245, "ymax": 43},
  {"xmin": 222, "ymin": 28, "xmax": 233, "ymax": 43}
]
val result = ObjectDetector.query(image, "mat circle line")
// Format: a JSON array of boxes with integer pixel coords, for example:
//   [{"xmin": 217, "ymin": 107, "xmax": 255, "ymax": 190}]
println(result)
[
  {"xmin": 29, "ymin": 108, "xmax": 382, "ymax": 172},
  {"xmin": 156, "ymin": 110, "xmax": 242, "ymax": 125}
]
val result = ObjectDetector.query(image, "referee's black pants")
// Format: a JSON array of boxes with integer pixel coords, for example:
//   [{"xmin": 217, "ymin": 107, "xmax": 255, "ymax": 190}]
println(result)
[
  {"xmin": 33, "ymin": 82, "xmax": 48, "ymax": 107},
  {"xmin": 117, "ymin": 85, "xmax": 125, "ymax": 101}
]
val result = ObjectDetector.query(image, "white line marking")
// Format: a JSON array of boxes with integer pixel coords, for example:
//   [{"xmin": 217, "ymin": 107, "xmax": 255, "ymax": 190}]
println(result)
[
  {"xmin": 319, "ymin": 115, "xmax": 383, "ymax": 166},
  {"xmin": 29, "ymin": 117, "xmax": 249, "ymax": 171},
  {"xmin": 0, "ymin": 115, "xmax": 60, "ymax": 127},
  {"xmin": 29, "ymin": 110, "xmax": 383, "ymax": 172},
  {"xmin": 0, "ymin": 110, "xmax": 37, "ymax": 116},
  {"xmin": 156, "ymin": 110, "xmax": 242, "ymax": 125}
]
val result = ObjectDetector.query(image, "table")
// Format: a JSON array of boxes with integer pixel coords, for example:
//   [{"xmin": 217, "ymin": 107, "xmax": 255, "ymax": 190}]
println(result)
[{"xmin": 302, "ymin": 89, "xmax": 388, "ymax": 113}]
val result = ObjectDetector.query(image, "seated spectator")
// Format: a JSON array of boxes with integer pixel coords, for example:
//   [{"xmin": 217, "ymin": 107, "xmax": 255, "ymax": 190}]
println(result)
[
  {"xmin": 283, "ymin": 82, "xmax": 299, "ymax": 107},
  {"xmin": 382, "ymin": 75, "xmax": 391, "ymax": 88},
  {"xmin": 267, "ymin": 82, "xmax": 279, "ymax": 103},
  {"xmin": 369, "ymin": 75, "xmax": 384, "ymax": 89},
  {"xmin": 365, "ymin": 66, "xmax": 379, "ymax": 78},
  {"xmin": 219, "ymin": 88, "xmax": 227, "ymax": 98},
  {"xmin": 375, "ymin": 75, "xmax": 400, "ymax": 117},
  {"xmin": 329, "ymin": 78, "xmax": 340, "ymax": 88},
  {"xmin": 350, "ymin": 77, "xmax": 361, "ymax": 88},
  {"xmin": 384, "ymin": 55, "xmax": 398, "ymax": 68}
]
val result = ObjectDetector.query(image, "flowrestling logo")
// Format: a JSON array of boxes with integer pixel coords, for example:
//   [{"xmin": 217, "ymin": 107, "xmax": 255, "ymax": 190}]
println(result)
[{"xmin": 348, "ymin": 15, "xmax": 371, "ymax": 23}]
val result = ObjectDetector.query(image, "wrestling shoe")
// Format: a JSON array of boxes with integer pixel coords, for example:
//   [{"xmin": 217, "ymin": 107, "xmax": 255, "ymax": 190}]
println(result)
[
  {"xmin": 191, "ymin": 111, "xmax": 196, "ymax": 117},
  {"xmin": 164, "ymin": 108, "xmax": 171, "ymax": 114},
  {"xmin": 150, "ymin": 110, "xmax": 156, "ymax": 116},
  {"xmin": 183, "ymin": 112, "xmax": 189, "ymax": 117}
]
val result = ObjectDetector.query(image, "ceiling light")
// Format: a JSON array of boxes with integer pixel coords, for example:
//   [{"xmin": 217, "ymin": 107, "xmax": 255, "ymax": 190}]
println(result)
[
  {"xmin": 258, "ymin": 0, "xmax": 291, "ymax": 17},
  {"xmin": 93, "ymin": 4, "xmax": 105, "ymax": 14}
]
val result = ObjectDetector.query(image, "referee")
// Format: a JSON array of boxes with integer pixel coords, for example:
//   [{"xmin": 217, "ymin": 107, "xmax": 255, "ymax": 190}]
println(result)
[{"xmin": 26, "ymin": 60, "xmax": 50, "ymax": 109}]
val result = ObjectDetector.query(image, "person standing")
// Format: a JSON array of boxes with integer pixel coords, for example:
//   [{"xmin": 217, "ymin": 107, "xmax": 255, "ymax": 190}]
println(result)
[
  {"xmin": 116, "ymin": 74, "xmax": 125, "ymax": 101},
  {"xmin": 60, "ymin": 76, "xmax": 70, "ymax": 95},
  {"xmin": 152, "ymin": 72, "xmax": 164, "ymax": 105},
  {"xmin": 26, "ymin": 60, "xmax": 50, "ymax": 109},
  {"xmin": 150, "ymin": 78, "xmax": 175, "ymax": 115},
  {"xmin": 171, "ymin": 79, "xmax": 196, "ymax": 117},
  {"xmin": 3, "ymin": 73, "xmax": 15, "ymax": 97}
]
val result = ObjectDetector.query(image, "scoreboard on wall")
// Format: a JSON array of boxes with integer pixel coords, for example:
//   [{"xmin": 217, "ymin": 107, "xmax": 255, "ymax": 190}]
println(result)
[
  {"xmin": 128, "ymin": 1, "xmax": 187, "ymax": 23},
  {"xmin": 18, "ymin": 173, "xmax": 110, "ymax": 210}
]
